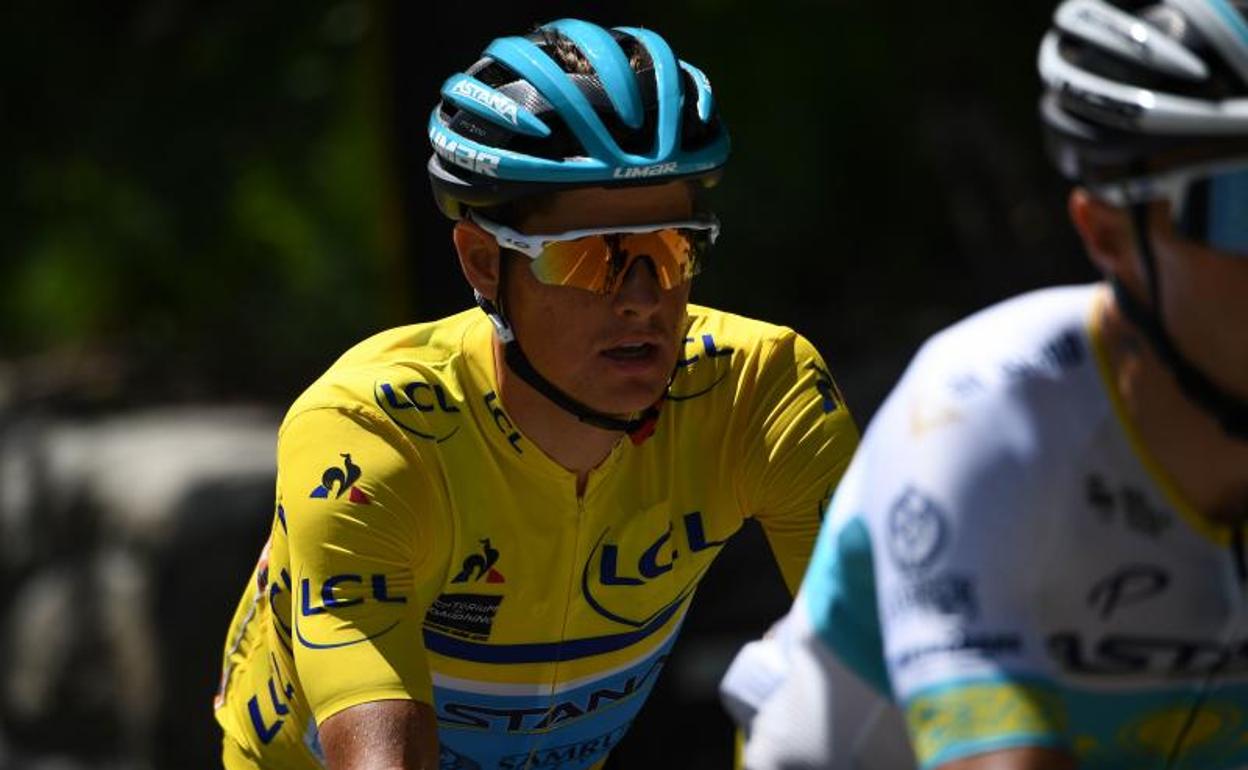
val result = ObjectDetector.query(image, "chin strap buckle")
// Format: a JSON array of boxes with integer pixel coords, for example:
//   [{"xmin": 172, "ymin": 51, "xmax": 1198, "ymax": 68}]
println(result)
[{"xmin": 626, "ymin": 402, "xmax": 663, "ymax": 445}]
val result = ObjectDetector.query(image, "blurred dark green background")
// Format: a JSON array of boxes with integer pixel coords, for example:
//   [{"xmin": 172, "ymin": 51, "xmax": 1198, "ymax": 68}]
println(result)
[
  {"xmin": 2, "ymin": 0, "xmax": 1094, "ymax": 409},
  {"xmin": 0, "ymin": 1, "xmax": 1095, "ymax": 768}
]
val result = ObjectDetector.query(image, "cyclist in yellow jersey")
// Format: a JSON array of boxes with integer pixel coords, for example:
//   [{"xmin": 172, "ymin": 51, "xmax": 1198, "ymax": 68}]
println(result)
[{"xmin": 214, "ymin": 19, "xmax": 859, "ymax": 770}]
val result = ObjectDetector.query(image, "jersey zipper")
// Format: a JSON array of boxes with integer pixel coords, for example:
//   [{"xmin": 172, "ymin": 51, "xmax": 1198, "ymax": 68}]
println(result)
[{"xmin": 521, "ymin": 481, "xmax": 588, "ymax": 770}]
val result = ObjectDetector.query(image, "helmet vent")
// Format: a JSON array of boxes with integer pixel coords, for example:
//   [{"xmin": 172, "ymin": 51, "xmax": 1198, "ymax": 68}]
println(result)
[
  {"xmin": 505, "ymin": 111, "xmax": 582, "ymax": 161},
  {"xmin": 679, "ymin": 68, "xmax": 719, "ymax": 151},
  {"xmin": 468, "ymin": 58, "xmax": 521, "ymax": 89},
  {"xmin": 1058, "ymin": 31, "xmax": 1235, "ymax": 99},
  {"xmin": 525, "ymin": 28, "xmax": 658, "ymax": 156}
]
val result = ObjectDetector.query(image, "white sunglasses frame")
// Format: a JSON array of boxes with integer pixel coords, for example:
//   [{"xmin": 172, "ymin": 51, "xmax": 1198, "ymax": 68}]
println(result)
[
  {"xmin": 1090, "ymin": 155, "xmax": 1248, "ymax": 257},
  {"xmin": 465, "ymin": 210, "xmax": 721, "ymax": 259},
  {"xmin": 1092, "ymin": 154, "xmax": 1248, "ymax": 209}
]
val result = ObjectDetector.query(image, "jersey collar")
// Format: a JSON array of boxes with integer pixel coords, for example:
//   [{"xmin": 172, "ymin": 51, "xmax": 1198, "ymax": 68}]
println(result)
[
  {"xmin": 1087, "ymin": 291, "xmax": 1233, "ymax": 545},
  {"xmin": 460, "ymin": 315, "xmax": 632, "ymax": 490}
]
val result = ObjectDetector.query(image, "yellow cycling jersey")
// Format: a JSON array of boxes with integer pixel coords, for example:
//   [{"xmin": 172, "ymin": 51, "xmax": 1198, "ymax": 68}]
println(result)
[{"xmin": 215, "ymin": 304, "xmax": 859, "ymax": 770}]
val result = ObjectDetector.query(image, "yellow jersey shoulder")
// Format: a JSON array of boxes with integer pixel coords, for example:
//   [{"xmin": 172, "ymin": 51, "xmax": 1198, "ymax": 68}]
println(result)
[
  {"xmin": 674, "ymin": 304, "xmax": 840, "ymax": 407},
  {"xmin": 282, "ymin": 308, "xmax": 487, "ymax": 444},
  {"xmin": 685, "ymin": 303, "xmax": 798, "ymax": 346}
]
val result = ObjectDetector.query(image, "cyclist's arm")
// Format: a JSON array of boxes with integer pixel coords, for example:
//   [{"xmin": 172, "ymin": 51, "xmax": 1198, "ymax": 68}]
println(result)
[
  {"xmin": 730, "ymin": 332, "xmax": 1085, "ymax": 769},
  {"xmin": 855, "ymin": 370, "xmax": 1074, "ymax": 769},
  {"xmin": 320, "ymin": 700, "xmax": 439, "ymax": 770},
  {"xmin": 936, "ymin": 748, "xmax": 1075, "ymax": 770},
  {"xmin": 738, "ymin": 331, "xmax": 859, "ymax": 593},
  {"xmin": 278, "ymin": 407, "xmax": 447, "ymax": 768}
]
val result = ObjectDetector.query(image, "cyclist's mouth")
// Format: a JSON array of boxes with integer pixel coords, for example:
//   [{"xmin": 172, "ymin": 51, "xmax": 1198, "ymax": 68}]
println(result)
[{"xmin": 602, "ymin": 342, "xmax": 657, "ymax": 362}]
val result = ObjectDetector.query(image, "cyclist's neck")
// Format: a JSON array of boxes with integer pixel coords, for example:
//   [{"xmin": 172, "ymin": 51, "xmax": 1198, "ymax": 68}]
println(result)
[
  {"xmin": 490, "ymin": 337, "xmax": 624, "ymax": 484},
  {"xmin": 1095, "ymin": 286, "xmax": 1248, "ymax": 525}
]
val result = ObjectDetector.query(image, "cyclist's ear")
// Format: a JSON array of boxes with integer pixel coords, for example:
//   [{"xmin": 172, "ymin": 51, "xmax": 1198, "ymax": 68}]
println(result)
[
  {"xmin": 1070, "ymin": 187, "xmax": 1138, "ymax": 284},
  {"xmin": 454, "ymin": 219, "xmax": 503, "ymax": 302}
]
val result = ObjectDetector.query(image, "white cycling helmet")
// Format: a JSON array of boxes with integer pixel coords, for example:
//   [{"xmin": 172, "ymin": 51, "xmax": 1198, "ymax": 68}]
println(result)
[
  {"xmin": 1039, "ymin": 0, "xmax": 1248, "ymax": 182},
  {"xmin": 1039, "ymin": 0, "xmax": 1248, "ymax": 439}
]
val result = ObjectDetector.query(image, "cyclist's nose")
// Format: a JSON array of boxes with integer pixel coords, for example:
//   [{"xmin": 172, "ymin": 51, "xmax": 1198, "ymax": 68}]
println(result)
[{"xmin": 612, "ymin": 256, "xmax": 662, "ymax": 316}]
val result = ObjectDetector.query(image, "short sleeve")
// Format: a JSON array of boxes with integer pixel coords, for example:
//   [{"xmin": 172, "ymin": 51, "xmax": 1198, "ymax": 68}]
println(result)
[
  {"xmin": 737, "ymin": 332, "xmax": 860, "ymax": 593},
  {"xmin": 277, "ymin": 406, "xmax": 445, "ymax": 725},
  {"xmin": 811, "ymin": 369, "xmax": 1069, "ymax": 768}
]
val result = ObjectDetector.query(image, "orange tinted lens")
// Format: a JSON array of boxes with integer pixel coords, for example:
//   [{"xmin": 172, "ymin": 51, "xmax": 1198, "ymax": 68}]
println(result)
[
  {"xmin": 616, "ymin": 230, "xmax": 699, "ymax": 290},
  {"xmin": 529, "ymin": 235, "xmax": 615, "ymax": 291},
  {"xmin": 529, "ymin": 229, "xmax": 702, "ymax": 293}
]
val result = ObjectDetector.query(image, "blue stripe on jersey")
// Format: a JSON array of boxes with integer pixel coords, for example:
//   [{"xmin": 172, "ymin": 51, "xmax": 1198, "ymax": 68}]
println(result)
[
  {"xmin": 434, "ymin": 636, "xmax": 675, "ymax": 770},
  {"xmin": 803, "ymin": 516, "xmax": 891, "ymax": 695},
  {"xmin": 423, "ymin": 594, "xmax": 687, "ymax": 664}
]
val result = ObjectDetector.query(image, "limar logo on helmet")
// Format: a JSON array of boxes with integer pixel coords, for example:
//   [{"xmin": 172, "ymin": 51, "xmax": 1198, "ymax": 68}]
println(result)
[
  {"xmin": 429, "ymin": 125, "xmax": 501, "ymax": 177},
  {"xmin": 612, "ymin": 162, "xmax": 679, "ymax": 179}
]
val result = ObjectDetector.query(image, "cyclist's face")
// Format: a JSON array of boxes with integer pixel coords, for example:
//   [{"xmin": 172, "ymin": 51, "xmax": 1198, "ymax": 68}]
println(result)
[
  {"xmin": 503, "ymin": 182, "xmax": 695, "ymax": 416},
  {"xmin": 1081, "ymin": 193, "xmax": 1248, "ymax": 395},
  {"xmin": 1145, "ymin": 201, "xmax": 1248, "ymax": 395}
]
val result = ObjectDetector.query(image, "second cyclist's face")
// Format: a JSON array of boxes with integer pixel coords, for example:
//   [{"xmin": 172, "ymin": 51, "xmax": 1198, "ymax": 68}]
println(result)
[
  {"xmin": 502, "ymin": 182, "xmax": 695, "ymax": 416},
  {"xmin": 1145, "ymin": 202, "xmax": 1248, "ymax": 396}
]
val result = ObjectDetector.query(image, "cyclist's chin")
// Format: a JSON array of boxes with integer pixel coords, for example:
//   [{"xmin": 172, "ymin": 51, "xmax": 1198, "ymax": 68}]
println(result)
[{"xmin": 586, "ymin": 376, "xmax": 669, "ymax": 419}]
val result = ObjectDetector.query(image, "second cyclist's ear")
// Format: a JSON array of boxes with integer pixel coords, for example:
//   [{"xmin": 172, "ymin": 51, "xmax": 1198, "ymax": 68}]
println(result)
[
  {"xmin": 454, "ymin": 220, "xmax": 502, "ymax": 301},
  {"xmin": 1069, "ymin": 188, "xmax": 1139, "ymax": 283}
]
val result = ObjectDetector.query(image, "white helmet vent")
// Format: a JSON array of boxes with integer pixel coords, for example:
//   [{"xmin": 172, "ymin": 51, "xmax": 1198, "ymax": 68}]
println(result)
[{"xmin": 1056, "ymin": 0, "xmax": 1209, "ymax": 80}]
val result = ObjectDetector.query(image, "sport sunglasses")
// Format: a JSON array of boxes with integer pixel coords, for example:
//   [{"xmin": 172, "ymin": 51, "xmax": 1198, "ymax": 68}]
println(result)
[
  {"xmin": 1097, "ymin": 157, "xmax": 1248, "ymax": 258},
  {"xmin": 466, "ymin": 210, "xmax": 721, "ymax": 294}
]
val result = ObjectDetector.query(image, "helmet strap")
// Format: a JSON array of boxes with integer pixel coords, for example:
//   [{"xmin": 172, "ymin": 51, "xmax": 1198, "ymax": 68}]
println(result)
[
  {"xmin": 472, "ymin": 261, "xmax": 664, "ymax": 445},
  {"xmin": 1111, "ymin": 204, "xmax": 1248, "ymax": 440}
]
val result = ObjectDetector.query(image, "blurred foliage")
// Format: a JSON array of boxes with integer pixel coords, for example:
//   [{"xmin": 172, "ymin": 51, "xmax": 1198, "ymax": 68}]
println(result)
[
  {"xmin": 2, "ymin": 0, "xmax": 395, "ymax": 402},
  {"xmin": 2, "ymin": 0, "xmax": 1094, "ymax": 414}
]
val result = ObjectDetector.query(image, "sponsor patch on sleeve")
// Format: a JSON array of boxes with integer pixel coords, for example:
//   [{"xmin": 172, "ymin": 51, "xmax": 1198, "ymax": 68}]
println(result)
[{"xmin": 905, "ymin": 679, "xmax": 1067, "ymax": 768}]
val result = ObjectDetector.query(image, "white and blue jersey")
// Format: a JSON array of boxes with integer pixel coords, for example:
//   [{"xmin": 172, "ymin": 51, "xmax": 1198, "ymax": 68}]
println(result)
[{"xmin": 723, "ymin": 285, "xmax": 1248, "ymax": 770}]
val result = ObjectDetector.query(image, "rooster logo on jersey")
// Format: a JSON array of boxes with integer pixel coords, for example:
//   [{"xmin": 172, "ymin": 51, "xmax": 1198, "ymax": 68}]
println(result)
[
  {"xmin": 806, "ymin": 361, "xmax": 842, "ymax": 414},
  {"xmin": 309, "ymin": 453, "xmax": 370, "ymax": 504},
  {"xmin": 452, "ymin": 538, "xmax": 505, "ymax": 584}
]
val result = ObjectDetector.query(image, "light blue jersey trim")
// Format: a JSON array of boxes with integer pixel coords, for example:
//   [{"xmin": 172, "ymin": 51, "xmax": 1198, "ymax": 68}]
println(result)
[
  {"xmin": 904, "ymin": 676, "xmax": 1248, "ymax": 770},
  {"xmin": 921, "ymin": 733, "xmax": 1069, "ymax": 770},
  {"xmin": 803, "ymin": 517, "xmax": 891, "ymax": 695},
  {"xmin": 904, "ymin": 676, "xmax": 1066, "ymax": 770},
  {"xmin": 905, "ymin": 674, "xmax": 1057, "ymax": 698}
]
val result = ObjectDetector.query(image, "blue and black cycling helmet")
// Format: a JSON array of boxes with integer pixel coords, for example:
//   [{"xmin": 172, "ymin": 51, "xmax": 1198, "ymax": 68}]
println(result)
[{"xmin": 427, "ymin": 19, "xmax": 730, "ymax": 219}]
